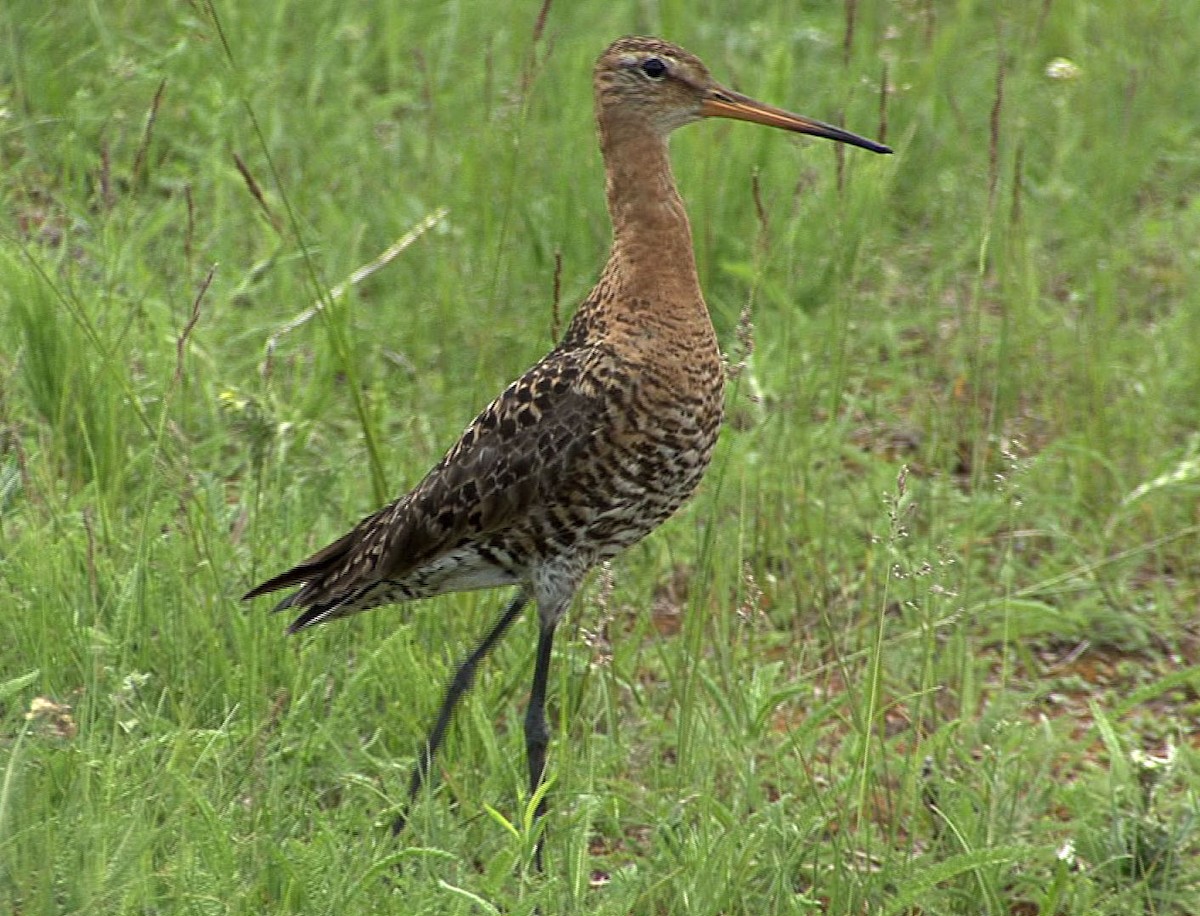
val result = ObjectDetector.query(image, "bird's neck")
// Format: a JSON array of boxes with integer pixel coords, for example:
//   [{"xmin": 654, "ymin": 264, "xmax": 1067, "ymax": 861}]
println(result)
[{"xmin": 599, "ymin": 124, "xmax": 704, "ymax": 310}]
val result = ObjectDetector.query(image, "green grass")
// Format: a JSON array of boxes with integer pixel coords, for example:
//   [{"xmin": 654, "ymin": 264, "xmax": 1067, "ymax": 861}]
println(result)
[{"xmin": 3, "ymin": 0, "xmax": 1199, "ymax": 913}]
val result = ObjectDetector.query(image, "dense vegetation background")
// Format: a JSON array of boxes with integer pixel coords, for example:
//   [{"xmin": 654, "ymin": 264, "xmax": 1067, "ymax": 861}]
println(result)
[{"xmin": 2, "ymin": 1, "xmax": 1197, "ymax": 912}]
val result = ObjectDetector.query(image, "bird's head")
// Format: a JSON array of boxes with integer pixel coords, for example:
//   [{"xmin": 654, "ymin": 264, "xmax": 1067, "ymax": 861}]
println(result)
[{"xmin": 594, "ymin": 36, "xmax": 892, "ymax": 154}]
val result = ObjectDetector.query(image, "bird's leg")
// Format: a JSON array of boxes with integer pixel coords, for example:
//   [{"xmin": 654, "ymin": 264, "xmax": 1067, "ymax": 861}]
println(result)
[
  {"xmin": 524, "ymin": 615, "xmax": 557, "ymax": 871},
  {"xmin": 392, "ymin": 590, "xmax": 529, "ymax": 835}
]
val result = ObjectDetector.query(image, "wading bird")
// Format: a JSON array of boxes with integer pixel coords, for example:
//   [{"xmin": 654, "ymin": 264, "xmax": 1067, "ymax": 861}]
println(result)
[{"xmin": 245, "ymin": 35, "xmax": 890, "ymax": 866}]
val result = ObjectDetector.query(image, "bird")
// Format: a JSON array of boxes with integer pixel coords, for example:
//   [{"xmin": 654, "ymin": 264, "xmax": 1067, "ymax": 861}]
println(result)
[{"xmin": 244, "ymin": 35, "xmax": 891, "ymax": 865}]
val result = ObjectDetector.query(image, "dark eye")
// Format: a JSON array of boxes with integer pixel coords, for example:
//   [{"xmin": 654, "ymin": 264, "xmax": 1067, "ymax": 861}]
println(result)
[{"xmin": 640, "ymin": 57, "xmax": 667, "ymax": 80}]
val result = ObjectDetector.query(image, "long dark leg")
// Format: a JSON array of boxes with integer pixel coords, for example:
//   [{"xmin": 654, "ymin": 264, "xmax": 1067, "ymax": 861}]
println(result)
[
  {"xmin": 524, "ymin": 617, "xmax": 557, "ymax": 871},
  {"xmin": 392, "ymin": 590, "xmax": 529, "ymax": 835}
]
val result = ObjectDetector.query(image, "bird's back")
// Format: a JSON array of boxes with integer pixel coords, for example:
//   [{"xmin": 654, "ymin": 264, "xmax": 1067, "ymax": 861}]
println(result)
[{"xmin": 246, "ymin": 285, "xmax": 724, "ymax": 632}]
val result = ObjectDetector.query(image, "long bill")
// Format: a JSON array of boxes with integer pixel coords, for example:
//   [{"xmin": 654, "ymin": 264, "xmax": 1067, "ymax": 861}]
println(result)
[{"xmin": 701, "ymin": 87, "xmax": 892, "ymax": 155}]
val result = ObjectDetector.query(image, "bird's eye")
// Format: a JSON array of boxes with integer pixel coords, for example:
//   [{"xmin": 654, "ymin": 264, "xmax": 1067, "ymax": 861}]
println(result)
[{"xmin": 640, "ymin": 57, "xmax": 667, "ymax": 80}]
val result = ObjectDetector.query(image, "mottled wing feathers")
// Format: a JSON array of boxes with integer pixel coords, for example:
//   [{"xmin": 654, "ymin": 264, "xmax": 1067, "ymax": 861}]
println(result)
[{"xmin": 242, "ymin": 349, "xmax": 607, "ymax": 629}]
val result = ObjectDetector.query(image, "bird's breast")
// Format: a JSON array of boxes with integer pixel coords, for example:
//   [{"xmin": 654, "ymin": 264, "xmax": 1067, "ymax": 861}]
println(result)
[{"xmin": 570, "ymin": 337, "xmax": 723, "ymax": 551}]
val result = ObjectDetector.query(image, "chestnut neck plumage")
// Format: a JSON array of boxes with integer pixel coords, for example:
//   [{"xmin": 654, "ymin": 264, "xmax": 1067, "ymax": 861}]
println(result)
[{"xmin": 595, "ymin": 111, "xmax": 707, "ymax": 325}]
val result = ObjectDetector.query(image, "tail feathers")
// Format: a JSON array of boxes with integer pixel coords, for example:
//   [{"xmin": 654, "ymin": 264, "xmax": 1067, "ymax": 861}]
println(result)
[
  {"xmin": 241, "ymin": 569, "xmax": 308, "ymax": 602},
  {"xmin": 241, "ymin": 528, "xmax": 360, "ymax": 605},
  {"xmin": 284, "ymin": 602, "xmax": 340, "ymax": 633},
  {"xmin": 283, "ymin": 578, "xmax": 393, "ymax": 633}
]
